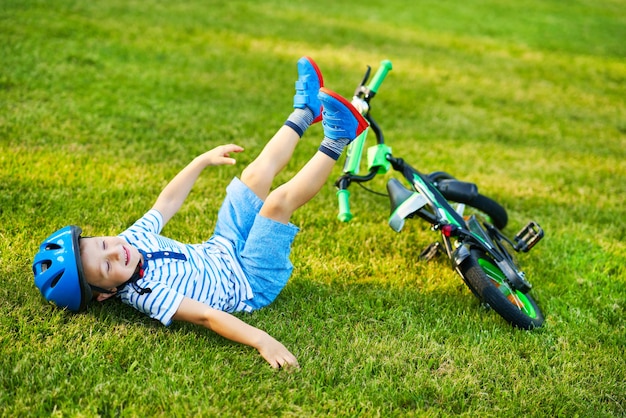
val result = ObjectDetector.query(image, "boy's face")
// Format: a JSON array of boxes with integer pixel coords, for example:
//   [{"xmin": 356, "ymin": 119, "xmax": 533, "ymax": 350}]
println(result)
[{"xmin": 80, "ymin": 236, "xmax": 143, "ymax": 293}]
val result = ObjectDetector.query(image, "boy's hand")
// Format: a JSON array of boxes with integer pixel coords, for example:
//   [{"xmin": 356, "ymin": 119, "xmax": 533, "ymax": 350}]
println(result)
[
  {"xmin": 256, "ymin": 333, "xmax": 300, "ymax": 369},
  {"xmin": 201, "ymin": 144, "xmax": 244, "ymax": 167}
]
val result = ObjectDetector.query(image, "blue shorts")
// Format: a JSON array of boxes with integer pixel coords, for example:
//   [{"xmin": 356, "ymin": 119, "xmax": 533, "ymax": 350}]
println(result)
[{"xmin": 213, "ymin": 177, "xmax": 299, "ymax": 310}]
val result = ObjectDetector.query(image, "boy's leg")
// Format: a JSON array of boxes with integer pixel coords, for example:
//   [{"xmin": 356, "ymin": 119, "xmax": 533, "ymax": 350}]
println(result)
[
  {"xmin": 241, "ymin": 56, "xmax": 324, "ymax": 201},
  {"xmin": 259, "ymin": 87, "xmax": 369, "ymax": 224}
]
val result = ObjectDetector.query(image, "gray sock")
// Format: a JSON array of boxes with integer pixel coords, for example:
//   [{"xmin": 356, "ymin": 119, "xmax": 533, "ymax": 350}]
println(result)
[
  {"xmin": 284, "ymin": 108, "xmax": 315, "ymax": 138},
  {"xmin": 318, "ymin": 137, "xmax": 351, "ymax": 160}
]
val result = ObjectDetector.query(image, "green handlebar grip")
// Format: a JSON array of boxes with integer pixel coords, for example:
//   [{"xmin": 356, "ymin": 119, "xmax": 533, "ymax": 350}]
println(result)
[
  {"xmin": 367, "ymin": 60, "xmax": 393, "ymax": 93},
  {"xmin": 337, "ymin": 189, "xmax": 353, "ymax": 222}
]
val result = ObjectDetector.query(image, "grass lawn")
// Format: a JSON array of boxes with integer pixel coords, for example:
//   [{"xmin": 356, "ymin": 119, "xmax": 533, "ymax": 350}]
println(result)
[{"xmin": 1, "ymin": 0, "xmax": 625, "ymax": 416}]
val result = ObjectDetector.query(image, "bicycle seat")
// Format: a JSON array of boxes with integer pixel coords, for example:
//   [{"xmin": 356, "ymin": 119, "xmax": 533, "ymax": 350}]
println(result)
[{"xmin": 387, "ymin": 178, "xmax": 428, "ymax": 232}]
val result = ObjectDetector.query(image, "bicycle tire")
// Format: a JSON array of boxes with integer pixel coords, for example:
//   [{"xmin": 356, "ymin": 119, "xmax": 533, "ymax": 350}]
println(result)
[
  {"xmin": 465, "ymin": 194, "xmax": 508, "ymax": 230},
  {"xmin": 427, "ymin": 171, "xmax": 455, "ymax": 182},
  {"xmin": 457, "ymin": 248, "xmax": 544, "ymax": 329},
  {"xmin": 428, "ymin": 172, "xmax": 508, "ymax": 229}
]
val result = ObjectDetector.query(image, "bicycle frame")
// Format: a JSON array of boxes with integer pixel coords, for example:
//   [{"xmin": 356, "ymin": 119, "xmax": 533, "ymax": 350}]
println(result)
[{"xmin": 384, "ymin": 155, "xmax": 533, "ymax": 294}]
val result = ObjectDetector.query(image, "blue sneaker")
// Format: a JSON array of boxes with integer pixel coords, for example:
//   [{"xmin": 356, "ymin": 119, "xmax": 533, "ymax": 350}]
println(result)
[
  {"xmin": 294, "ymin": 56, "xmax": 324, "ymax": 123},
  {"xmin": 318, "ymin": 87, "xmax": 369, "ymax": 142}
]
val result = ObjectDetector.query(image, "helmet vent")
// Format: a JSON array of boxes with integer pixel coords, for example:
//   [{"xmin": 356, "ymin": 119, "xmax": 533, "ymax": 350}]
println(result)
[
  {"xmin": 50, "ymin": 271, "xmax": 64, "ymax": 288},
  {"xmin": 45, "ymin": 243, "xmax": 62, "ymax": 251}
]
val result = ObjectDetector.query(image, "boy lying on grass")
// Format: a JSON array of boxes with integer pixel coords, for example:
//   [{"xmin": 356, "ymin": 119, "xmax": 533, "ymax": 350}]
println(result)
[{"xmin": 32, "ymin": 56, "xmax": 368, "ymax": 368}]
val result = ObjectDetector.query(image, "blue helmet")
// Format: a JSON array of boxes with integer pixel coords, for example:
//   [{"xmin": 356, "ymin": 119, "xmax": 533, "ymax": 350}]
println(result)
[{"xmin": 32, "ymin": 225, "xmax": 93, "ymax": 312}]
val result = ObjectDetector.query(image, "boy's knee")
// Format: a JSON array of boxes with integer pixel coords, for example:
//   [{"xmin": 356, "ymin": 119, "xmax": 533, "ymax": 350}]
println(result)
[
  {"xmin": 260, "ymin": 187, "xmax": 292, "ymax": 223},
  {"xmin": 241, "ymin": 163, "xmax": 271, "ymax": 199},
  {"xmin": 241, "ymin": 164, "xmax": 260, "ymax": 186},
  {"xmin": 265, "ymin": 187, "xmax": 290, "ymax": 210}
]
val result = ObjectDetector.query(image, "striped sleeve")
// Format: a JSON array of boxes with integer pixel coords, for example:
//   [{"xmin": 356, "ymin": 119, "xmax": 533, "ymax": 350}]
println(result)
[{"xmin": 129, "ymin": 209, "xmax": 164, "ymax": 235}]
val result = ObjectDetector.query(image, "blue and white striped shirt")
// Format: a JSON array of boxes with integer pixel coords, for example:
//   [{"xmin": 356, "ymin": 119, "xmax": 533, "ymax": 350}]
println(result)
[{"xmin": 117, "ymin": 209, "xmax": 253, "ymax": 326}]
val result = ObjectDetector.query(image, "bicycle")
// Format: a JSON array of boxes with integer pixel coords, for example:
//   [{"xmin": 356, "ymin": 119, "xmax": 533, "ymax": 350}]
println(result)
[{"xmin": 334, "ymin": 60, "xmax": 545, "ymax": 329}]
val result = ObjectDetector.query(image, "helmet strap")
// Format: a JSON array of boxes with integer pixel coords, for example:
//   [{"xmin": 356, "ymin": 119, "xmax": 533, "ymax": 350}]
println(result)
[
  {"xmin": 89, "ymin": 284, "xmax": 116, "ymax": 295},
  {"xmin": 88, "ymin": 260, "xmax": 145, "ymax": 295},
  {"xmin": 120, "ymin": 258, "xmax": 152, "ymax": 295}
]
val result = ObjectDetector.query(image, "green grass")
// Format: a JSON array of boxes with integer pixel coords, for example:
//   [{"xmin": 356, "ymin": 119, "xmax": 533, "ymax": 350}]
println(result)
[{"xmin": 1, "ymin": 0, "xmax": 625, "ymax": 416}]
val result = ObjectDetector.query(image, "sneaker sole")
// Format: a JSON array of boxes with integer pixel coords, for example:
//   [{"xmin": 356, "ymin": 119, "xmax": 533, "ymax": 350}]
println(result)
[
  {"xmin": 302, "ymin": 56, "xmax": 324, "ymax": 88},
  {"xmin": 300, "ymin": 56, "xmax": 324, "ymax": 123}
]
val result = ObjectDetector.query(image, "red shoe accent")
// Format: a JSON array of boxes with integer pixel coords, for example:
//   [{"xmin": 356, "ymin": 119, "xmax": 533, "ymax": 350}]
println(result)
[{"xmin": 312, "ymin": 106, "xmax": 323, "ymax": 124}]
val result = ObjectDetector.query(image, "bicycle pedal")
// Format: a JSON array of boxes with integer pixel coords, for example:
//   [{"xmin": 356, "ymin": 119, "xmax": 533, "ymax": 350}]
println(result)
[
  {"xmin": 513, "ymin": 221, "xmax": 544, "ymax": 252},
  {"xmin": 419, "ymin": 242, "xmax": 441, "ymax": 261}
]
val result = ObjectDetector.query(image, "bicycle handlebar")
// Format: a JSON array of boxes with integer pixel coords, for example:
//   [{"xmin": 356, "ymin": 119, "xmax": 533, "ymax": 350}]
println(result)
[
  {"xmin": 336, "ymin": 59, "xmax": 393, "ymax": 222},
  {"xmin": 366, "ymin": 59, "xmax": 393, "ymax": 94},
  {"xmin": 336, "ymin": 188, "xmax": 352, "ymax": 222}
]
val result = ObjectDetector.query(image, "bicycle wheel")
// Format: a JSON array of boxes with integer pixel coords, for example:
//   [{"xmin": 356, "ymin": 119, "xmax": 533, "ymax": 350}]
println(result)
[
  {"xmin": 427, "ymin": 171, "xmax": 455, "ymax": 182},
  {"xmin": 428, "ymin": 172, "xmax": 508, "ymax": 229},
  {"xmin": 464, "ymin": 194, "xmax": 508, "ymax": 230},
  {"xmin": 457, "ymin": 248, "xmax": 544, "ymax": 329}
]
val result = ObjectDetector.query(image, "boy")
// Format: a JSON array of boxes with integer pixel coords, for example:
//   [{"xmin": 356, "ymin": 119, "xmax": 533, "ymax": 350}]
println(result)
[{"xmin": 32, "ymin": 56, "xmax": 368, "ymax": 368}]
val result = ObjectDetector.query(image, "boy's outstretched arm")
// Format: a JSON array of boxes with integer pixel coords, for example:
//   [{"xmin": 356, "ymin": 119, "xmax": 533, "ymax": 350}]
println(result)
[
  {"xmin": 173, "ymin": 297, "xmax": 299, "ymax": 369},
  {"xmin": 152, "ymin": 144, "xmax": 244, "ymax": 225}
]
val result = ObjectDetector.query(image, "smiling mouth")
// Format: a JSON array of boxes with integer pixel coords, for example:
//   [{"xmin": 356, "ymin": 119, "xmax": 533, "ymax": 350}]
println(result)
[{"xmin": 123, "ymin": 246, "xmax": 130, "ymax": 266}]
